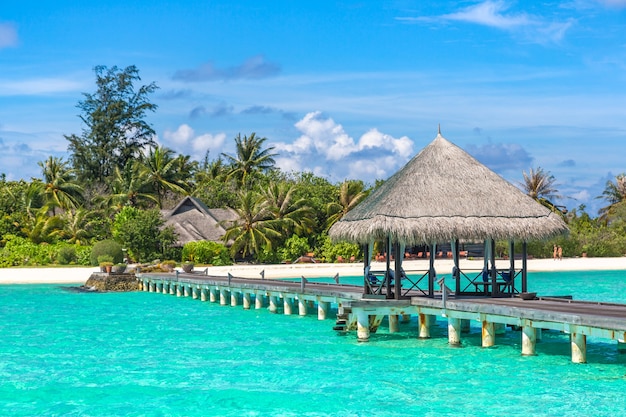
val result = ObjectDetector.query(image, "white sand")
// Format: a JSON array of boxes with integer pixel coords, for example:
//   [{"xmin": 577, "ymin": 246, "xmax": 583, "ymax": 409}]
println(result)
[{"xmin": 0, "ymin": 257, "xmax": 624, "ymax": 284}]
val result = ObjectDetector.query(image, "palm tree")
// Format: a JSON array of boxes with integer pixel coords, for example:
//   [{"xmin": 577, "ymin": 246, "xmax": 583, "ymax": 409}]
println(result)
[
  {"xmin": 104, "ymin": 163, "xmax": 157, "ymax": 210},
  {"xmin": 61, "ymin": 208, "xmax": 95, "ymax": 245},
  {"xmin": 221, "ymin": 133, "xmax": 277, "ymax": 187},
  {"xmin": 261, "ymin": 182, "xmax": 314, "ymax": 236},
  {"xmin": 519, "ymin": 167, "xmax": 563, "ymax": 213},
  {"xmin": 325, "ymin": 180, "xmax": 368, "ymax": 230},
  {"xmin": 597, "ymin": 173, "xmax": 626, "ymax": 221},
  {"xmin": 222, "ymin": 190, "xmax": 281, "ymax": 259},
  {"xmin": 38, "ymin": 156, "xmax": 84, "ymax": 214},
  {"xmin": 139, "ymin": 146, "xmax": 189, "ymax": 208}
]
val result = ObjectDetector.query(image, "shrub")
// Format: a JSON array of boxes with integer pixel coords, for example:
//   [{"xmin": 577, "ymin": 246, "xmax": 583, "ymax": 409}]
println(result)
[
  {"xmin": 90, "ymin": 240, "xmax": 124, "ymax": 266},
  {"xmin": 316, "ymin": 234, "xmax": 361, "ymax": 263},
  {"xmin": 278, "ymin": 235, "xmax": 311, "ymax": 262},
  {"xmin": 57, "ymin": 245, "xmax": 77, "ymax": 265},
  {"xmin": 111, "ymin": 207, "xmax": 176, "ymax": 262},
  {"xmin": 182, "ymin": 241, "xmax": 232, "ymax": 266}
]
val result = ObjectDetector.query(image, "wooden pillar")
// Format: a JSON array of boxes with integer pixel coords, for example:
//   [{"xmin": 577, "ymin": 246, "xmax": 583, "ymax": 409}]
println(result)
[
  {"xmin": 522, "ymin": 241, "xmax": 528, "ymax": 293},
  {"xmin": 482, "ymin": 320, "xmax": 495, "ymax": 347},
  {"xmin": 394, "ymin": 242, "xmax": 402, "ymax": 300},
  {"xmin": 453, "ymin": 239, "xmax": 461, "ymax": 294},
  {"xmin": 318, "ymin": 300, "xmax": 329, "ymax": 320},
  {"xmin": 298, "ymin": 298, "xmax": 308, "ymax": 316},
  {"xmin": 284, "ymin": 297, "xmax": 293, "ymax": 315},
  {"xmin": 385, "ymin": 236, "xmax": 392, "ymax": 299},
  {"xmin": 363, "ymin": 242, "xmax": 371, "ymax": 295},
  {"xmin": 490, "ymin": 239, "xmax": 497, "ymax": 297},
  {"xmin": 428, "ymin": 242, "xmax": 436, "ymax": 297},
  {"xmin": 389, "ymin": 315, "xmax": 399, "ymax": 333},
  {"xmin": 255, "ymin": 293, "xmax": 264, "ymax": 309},
  {"xmin": 571, "ymin": 333, "xmax": 587, "ymax": 363},
  {"xmin": 418, "ymin": 313, "xmax": 431, "ymax": 339},
  {"xmin": 522, "ymin": 325, "xmax": 537, "ymax": 356},
  {"xmin": 448, "ymin": 317, "xmax": 461, "ymax": 346},
  {"xmin": 268, "ymin": 295, "xmax": 279, "ymax": 313},
  {"xmin": 243, "ymin": 293, "xmax": 251, "ymax": 309},
  {"xmin": 357, "ymin": 310, "xmax": 370, "ymax": 342}
]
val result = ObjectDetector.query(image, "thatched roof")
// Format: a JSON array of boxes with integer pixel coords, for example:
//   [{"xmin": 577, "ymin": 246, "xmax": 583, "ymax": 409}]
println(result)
[
  {"xmin": 329, "ymin": 133, "xmax": 568, "ymax": 244},
  {"xmin": 162, "ymin": 196, "xmax": 239, "ymax": 246}
]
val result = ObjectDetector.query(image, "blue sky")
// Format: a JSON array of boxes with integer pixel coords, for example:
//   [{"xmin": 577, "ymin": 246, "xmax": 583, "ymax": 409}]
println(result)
[{"xmin": 1, "ymin": 0, "xmax": 625, "ymax": 214}]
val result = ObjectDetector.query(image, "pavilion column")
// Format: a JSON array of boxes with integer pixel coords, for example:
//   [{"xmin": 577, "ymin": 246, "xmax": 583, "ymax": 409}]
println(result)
[
  {"xmin": 452, "ymin": 239, "xmax": 460, "ymax": 294},
  {"xmin": 394, "ymin": 242, "xmax": 403, "ymax": 300},
  {"xmin": 522, "ymin": 241, "xmax": 528, "ymax": 293},
  {"xmin": 490, "ymin": 239, "xmax": 497, "ymax": 297},
  {"xmin": 509, "ymin": 240, "xmax": 515, "ymax": 295},
  {"xmin": 363, "ymin": 242, "xmax": 371, "ymax": 295},
  {"xmin": 428, "ymin": 242, "xmax": 436, "ymax": 297},
  {"xmin": 385, "ymin": 236, "xmax": 392, "ymax": 299}
]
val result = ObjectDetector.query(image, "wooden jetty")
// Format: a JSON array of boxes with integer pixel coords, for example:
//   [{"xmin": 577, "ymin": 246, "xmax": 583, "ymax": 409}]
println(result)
[{"xmin": 138, "ymin": 271, "xmax": 626, "ymax": 364}]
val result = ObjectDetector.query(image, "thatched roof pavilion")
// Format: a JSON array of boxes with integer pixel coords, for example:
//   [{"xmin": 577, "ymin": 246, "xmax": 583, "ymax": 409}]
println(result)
[{"xmin": 329, "ymin": 131, "xmax": 568, "ymax": 299}]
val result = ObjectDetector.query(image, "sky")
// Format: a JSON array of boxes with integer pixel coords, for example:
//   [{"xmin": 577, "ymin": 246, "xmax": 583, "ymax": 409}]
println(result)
[{"xmin": 1, "ymin": 0, "xmax": 625, "ymax": 215}]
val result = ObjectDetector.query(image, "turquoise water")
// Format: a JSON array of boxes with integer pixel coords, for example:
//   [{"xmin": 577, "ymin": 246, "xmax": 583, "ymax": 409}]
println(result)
[{"xmin": 1, "ymin": 270, "xmax": 626, "ymax": 416}]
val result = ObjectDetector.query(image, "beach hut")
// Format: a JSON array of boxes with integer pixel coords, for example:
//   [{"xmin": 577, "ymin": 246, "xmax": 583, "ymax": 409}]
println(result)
[
  {"xmin": 162, "ymin": 196, "xmax": 239, "ymax": 247},
  {"xmin": 328, "ymin": 130, "xmax": 568, "ymax": 299}
]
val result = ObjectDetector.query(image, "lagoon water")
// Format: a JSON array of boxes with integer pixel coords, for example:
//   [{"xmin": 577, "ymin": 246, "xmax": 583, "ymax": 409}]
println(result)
[{"xmin": 1, "ymin": 270, "xmax": 626, "ymax": 416}]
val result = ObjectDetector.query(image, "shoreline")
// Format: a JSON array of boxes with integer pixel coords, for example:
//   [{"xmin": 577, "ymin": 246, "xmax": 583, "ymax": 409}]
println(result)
[{"xmin": 0, "ymin": 256, "xmax": 624, "ymax": 284}]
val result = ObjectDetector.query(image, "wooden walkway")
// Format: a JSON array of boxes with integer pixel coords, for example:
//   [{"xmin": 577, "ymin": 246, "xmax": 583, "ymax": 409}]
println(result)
[{"xmin": 138, "ymin": 272, "xmax": 626, "ymax": 364}]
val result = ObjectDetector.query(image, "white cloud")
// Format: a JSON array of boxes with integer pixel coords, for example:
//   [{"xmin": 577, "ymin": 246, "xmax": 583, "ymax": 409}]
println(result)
[
  {"xmin": 162, "ymin": 124, "xmax": 226, "ymax": 154},
  {"xmin": 192, "ymin": 132, "xmax": 226, "ymax": 152},
  {"xmin": 163, "ymin": 124, "xmax": 195, "ymax": 145},
  {"xmin": 273, "ymin": 111, "xmax": 415, "ymax": 181},
  {"xmin": 0, "ymin": 78, "xmax": 83, "ymax": 96},
  {"xmin": 444, "ymin": 1, "xmax": 531, "ymax": 29},
  {"xmin": 0, "ymin": 22, "xmax": 17, "ymax": 48}
]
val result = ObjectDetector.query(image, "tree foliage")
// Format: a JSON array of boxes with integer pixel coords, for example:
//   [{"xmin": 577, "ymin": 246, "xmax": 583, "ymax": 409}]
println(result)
[{"xmin": 66, "ymin": 65, "xmax": 158, "ymax": 185}]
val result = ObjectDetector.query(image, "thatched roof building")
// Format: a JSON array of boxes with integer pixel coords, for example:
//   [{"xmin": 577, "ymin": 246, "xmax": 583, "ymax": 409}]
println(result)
[
  {"xmin": 162, "ymin": 196, "xmax": 239, "ymax": 247},
  {"xmin": 329, "ymin": 132, "xmax": 568, "ymax": 245}
]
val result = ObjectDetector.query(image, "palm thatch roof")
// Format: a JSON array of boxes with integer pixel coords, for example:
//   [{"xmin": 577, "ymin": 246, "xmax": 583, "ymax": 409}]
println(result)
[
  {"xmin": 329, "ymin": 133, "xmax": 568, "ymax": 245},
  {"xmin": 162, "ymin": 196, "xmax": 239, "ymax": 246}
]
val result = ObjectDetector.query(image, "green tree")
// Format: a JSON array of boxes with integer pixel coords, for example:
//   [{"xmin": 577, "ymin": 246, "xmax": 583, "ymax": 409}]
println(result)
[
  {"xmin": 325, "ymin": 180, "xmax": 368, "ymax": 230},
  {"xmin": 66, "ymin": 65, "xmax": 159, "ymax": 185},
  {"xmin": 262, "ymin": 182, "xmax": 314, "ymax": 236},
  {"xmin": 139, "ymin": 146, "xmax": 189, "ymax": 208},
  {"xmin": 111, "ymin": 206, "xmax": 176, "ymax": 262},
  {"xmin": 520, "ymin": 167, "xmax": 563, "ymax": 213},
  {"xmin": 222, "ymin": 190, "xmax": 281, "ymax": 260},
  {"xmin": 38, "ymin": 156, "xmax": 83, "ymax": 214},
  {"xmin": 222, "ymin": 133, "xmax": 277, "ymax": 187},
  {"xmin": 597, "ymin": 174, "xmax": 626, "ymax": 222},
  {"xmin": 103, "ymin": 163, "xmax": 157, "ymax": 210}
]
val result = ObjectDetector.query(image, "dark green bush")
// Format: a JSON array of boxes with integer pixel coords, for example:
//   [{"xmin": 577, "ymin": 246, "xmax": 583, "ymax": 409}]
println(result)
[
  {"xmin": 57, "ymin": 245, "xmax": 77, "ymax": 265},
  {"xmin": 182, "ymin": 241, "xmax": 232, "ymax": 265},
  {"xmin": 90, "ymin": 240, "xmax": 124, "ymax": 265}
]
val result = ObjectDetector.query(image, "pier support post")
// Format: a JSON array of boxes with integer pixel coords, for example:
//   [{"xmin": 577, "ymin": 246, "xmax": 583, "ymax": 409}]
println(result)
[
  {"xmin": 389, "ymin": 315, "xmax": 399, "ymax": 333},
  {"xmin": 169, "ymin": 283, "xmax": 175, "ymax": 295},
  {"xmin": 220, "ymin": 289, "xmax": 228, "ymax": 306},
  {"xmin": 318, "ymin": 301, "xmax": 329, "ymax": 320},
  {"xmin": 142, "ymin": 281, "xmax": 148, "ymax": 291},
  {"xmin": 230, "ymin": 291, "xmax": 239, "ymax": 307},
  {"xmin": 149, "ymin": 282, "xmax": 154, "ymax": 292},
  {"xmin": 209, "ymin": 288, "xmax": 217, "ymax": 303},
  {"xmin": 192, "ymin": 287, "xmax": 198, "ymax": 299},
  {"xmin": 255, "ymin": 293, "xmax": 264, "ymax": 309},
  {"xmin": 284, "ymin": 297, "xmax": 293, "ymax": 315},
  {"xmin": 448, "ymin": 317, "xmax": 461, "ymax": 346},
  {"xmin": 162, "ymin": 283, "xmax": 169, "ymax": 294},
  {"xmin": 243, "ymin": 293, "xmax": 251, "ymax": 310},
  {"xmin": 176, "ymin": 285, "xmax": 182, "ymax": 297},
  {"xmin": 418, "ymin": 313, "xmax": 431, "ymax": 339},
  {"xmin": 357, "ymin": 310, "xmax": 370, "ymax": 342},
  {"xmin": 298, "ymin": 298, "xmax": 308, "ymax": 316},
  {"xmin": 482, "ymin": 321, "xmax": 495, "ymax": 348},
  {"xmin": 269, "ymin": 295, "xmax": 279, "ymax": 313},
  {"xmin": 521, "ymin": 325, "xmax": 537, "ymax": 356},
  {"xmin": 461, "ymin": 319, "xmax": 471, "ymax": 333},
  {"xmin": 571, "ymin": 333, "xmax": 587, "ymax": 363},
  {"xmin": 200, "ymin": 288, "xmax": 207, "ymax": 301}
]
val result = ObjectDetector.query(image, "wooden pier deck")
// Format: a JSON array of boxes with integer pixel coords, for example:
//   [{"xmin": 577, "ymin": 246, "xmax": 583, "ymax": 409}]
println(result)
[{"xmin": 138, "ymin": 272, "xmax": 626, "ymax": 364}]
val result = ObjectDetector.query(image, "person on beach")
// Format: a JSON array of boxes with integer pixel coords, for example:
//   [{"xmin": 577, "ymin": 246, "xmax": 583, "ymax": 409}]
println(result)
[
  {"xmin": 557, "ymin": 246, "xmax": 563, "ymax": 260},
  {"xmin": 553, "ymin": 244, "xmax": 558, "ymax": 261}
]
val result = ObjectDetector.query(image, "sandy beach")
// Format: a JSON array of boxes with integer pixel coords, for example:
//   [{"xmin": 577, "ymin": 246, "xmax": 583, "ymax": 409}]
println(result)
[{"xmin": 0, "ymin": 256, "xmax": 624, "ymax": 284}]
